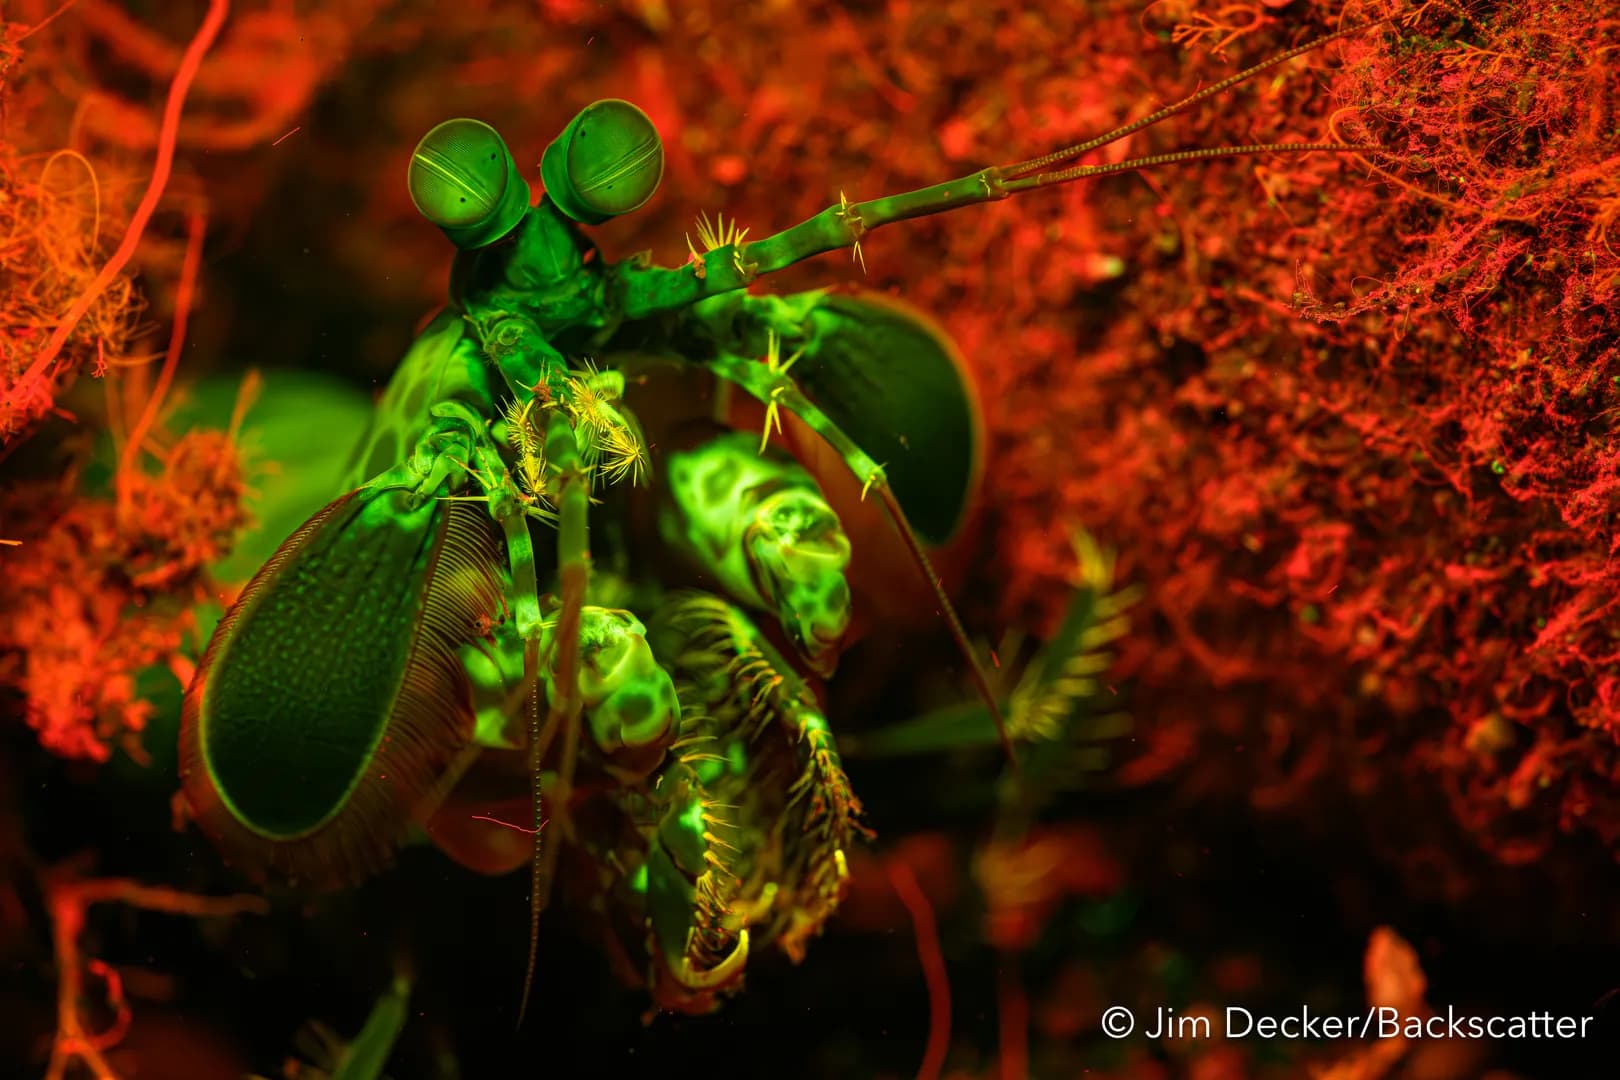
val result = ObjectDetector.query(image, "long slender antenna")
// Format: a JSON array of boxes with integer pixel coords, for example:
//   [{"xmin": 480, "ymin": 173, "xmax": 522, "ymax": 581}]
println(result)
[
  {"xmin": 875, "ymin": 486, "xmax": 1019, "ymax": 775},
  {"xmin": 516, "ymin": 412, "xmax": 592, "ymax": 1029},
  {"xmin": 998, "ymin": 19, "xmax": 1390, "ymax": 180},
  {"xmin": 614, "ymin": 21, "xmax": 1395, "ymax": 322},
  {"xmin": 1004, "ymin": 142, "xmax": 1372, "ymax": 191},
  {"xmin": 516, "ymin": 654, "xmax": 546, "ymax": 1030}
]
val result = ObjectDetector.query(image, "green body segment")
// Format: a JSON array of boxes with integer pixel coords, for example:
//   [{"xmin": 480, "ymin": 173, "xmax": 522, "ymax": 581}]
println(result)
[
  {"xmin": 647, "ymin": 782, "xmax": 707, "ymax": 962},
  {"xmin": 543, "ymin": 606, "xmax": 679, "ymax": 781},
  {"xmin": 660, "ymin": 431, "xmax": 852, "ymax": 673},
  {"xmin": 342, "ymin": 310, "xmax": 505, "ymax": 493},
  {"xmin": 451, "ymin": 206, "xmax": 605, "ymax": 345},
  {"xmin": 461, "ymin": 619, "xmax": 528, "ymax": 751}
]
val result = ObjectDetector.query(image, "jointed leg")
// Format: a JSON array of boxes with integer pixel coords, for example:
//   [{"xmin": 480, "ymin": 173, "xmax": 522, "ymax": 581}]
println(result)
[
  {"xmin": 514, "ymin": 409, "xmax": 592, "ymax": 1026},
  {"xmin": 700, "ymin": 348, "xmax": 1017, "ymax": 771},
  {"xmin": 651, "ymin": 592, "xmax": 870, "ymax": 966}
]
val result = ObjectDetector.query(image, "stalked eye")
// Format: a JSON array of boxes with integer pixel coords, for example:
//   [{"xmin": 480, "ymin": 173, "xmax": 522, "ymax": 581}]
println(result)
[
  {"xmin": 408, "ymin": 118, "xmax": 530, "ymax": 249},
  {"xmin": 541, "ymin": 99, "xmax": 664, "ymax": 225}
]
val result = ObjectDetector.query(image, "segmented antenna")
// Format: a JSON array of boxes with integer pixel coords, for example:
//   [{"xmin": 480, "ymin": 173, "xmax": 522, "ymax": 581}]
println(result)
[{"xmin": 994, "ymin": 19, "xmax": 1390, "ymax": 189}]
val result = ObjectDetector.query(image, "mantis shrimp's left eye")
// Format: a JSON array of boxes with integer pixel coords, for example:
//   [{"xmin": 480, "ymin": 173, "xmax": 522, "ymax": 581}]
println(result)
[
  {"xmin": 541, "ymin": 98, "xmax": 664, "ymax": 225},
  {"xmin": 408, "ymin": 118, "xmax": 530, "ymax": 249}
]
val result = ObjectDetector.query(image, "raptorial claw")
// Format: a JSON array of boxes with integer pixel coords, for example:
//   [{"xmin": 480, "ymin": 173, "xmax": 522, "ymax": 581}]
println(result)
[
  {"xmin": 656, "ymin": 927, "xmax": 750, "ymax": 996},
  {"xmin": 643, "ymin": 777, "xmax": 749, "ymax": 1014},
  {"xmin": 646, "ymin": 595, "xmax": 870, "ymax": 975},
  {"xmin": 661, "ymin": 431, "xmax": 853, "ymax": 675}
]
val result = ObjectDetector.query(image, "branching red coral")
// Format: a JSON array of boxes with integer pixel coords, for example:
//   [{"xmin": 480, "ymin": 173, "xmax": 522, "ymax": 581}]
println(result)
[
  {"xmin": 2, "ymin": 0, "xmax": 228, "ymax": 443},
  {"xmin": 42, "ymin": 862, "xmax": 266, "ymax": 1080},
  {"xmin": 0, "ymin": 422, "xmax": 248, "ymax": 760}
]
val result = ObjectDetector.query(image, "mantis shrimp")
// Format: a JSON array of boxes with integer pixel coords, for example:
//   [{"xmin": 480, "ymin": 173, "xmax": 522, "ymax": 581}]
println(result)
[{"xmin": 173, "ymin": 20, "xmax": 1382, "ymax": 1024}]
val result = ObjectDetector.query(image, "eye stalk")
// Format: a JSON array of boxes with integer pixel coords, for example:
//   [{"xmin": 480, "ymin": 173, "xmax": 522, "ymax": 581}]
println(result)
[
  {"xmin": 541, "ymin": 99, "xmax": 665, "ymax": 225},
  {"xmin": 408, "ymin": 118, "xmax": 531, "ymax": 249}
]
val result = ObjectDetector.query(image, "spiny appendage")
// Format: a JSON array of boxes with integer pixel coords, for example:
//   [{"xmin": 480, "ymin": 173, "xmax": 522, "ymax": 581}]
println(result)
[
  {"xmin": 493, "ymin": 361, "xmax": 649, "ymax": 508},
  {"xmin": 774, "ymin": 702, "xmax": 871, "ymax": 964},
  {"xmin": 686, "ymin": 210, "xmax": 750, "ymax": 279},
  {"xmin": 1007, "ymin": 529, "xmax": 1141, "ymax": 743},
  {"xmin": 835, "ymin": 189, "xmax": 866, "ymax": 274},
  {"xmin": 663, "ymin": 592, "xmax": 786, "ymax": 744},
  {"xmin": 757, "ymin": 329, "xmax": 804, "ymax": 454},
  {"xmin": 659, "ymin": 592, "xmax": 869, "ymax": 961},
  {"xmin": 558, "ymin": 359, "xmax": 648, "ymax": 487},
  {"xmin": 497, "ymin": 395, "xmax": 559, "ymax": 521},
  {"xmin": 681, "ymin": 768, "xmax": 746, "ymax": 979},
  {"xmin": 644, "ymin": 755, "xmax": 750, "ymax": 1013},
  {"xmin": 420, "ymin": 398, "xmax": 549, "ymax": 532}
]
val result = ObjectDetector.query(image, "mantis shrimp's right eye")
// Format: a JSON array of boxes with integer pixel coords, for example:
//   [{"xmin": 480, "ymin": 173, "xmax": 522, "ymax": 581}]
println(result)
[
  {"xmin": 408, "ymin": 118, "xmax": 530, "ymax": 249},
  {"xmin": 541, "ymin": 98, "xmax": 664, "ymax": 225}
]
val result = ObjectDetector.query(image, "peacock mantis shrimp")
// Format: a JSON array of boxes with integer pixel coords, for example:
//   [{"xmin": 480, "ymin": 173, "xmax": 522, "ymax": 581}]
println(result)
[{"xmin": 173, "ymin": 20, "xmax": 1383, "ymax": 1025}]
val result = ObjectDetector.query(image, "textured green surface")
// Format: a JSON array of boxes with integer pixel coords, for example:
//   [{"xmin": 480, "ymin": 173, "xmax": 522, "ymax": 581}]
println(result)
[
  {"xmin": 660, "ymin": 432, "xmax": 852, "ymax": 667},
  {"xmin": 201, "ymin": 488, "xmax": 438, "ymax": 837},
  {"xmin": 791, "ymin": 294, "xmax": 978, "ymax": 545},
  {"xmin": 573, "ymin": 608, "xmax": 680, "ymax": 756},
  {"xmin": 541, "ymin": 99, "xmax": 664, "ymax": 225}
]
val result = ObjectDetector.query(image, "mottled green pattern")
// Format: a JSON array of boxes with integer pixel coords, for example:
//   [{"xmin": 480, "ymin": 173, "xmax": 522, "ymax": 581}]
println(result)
[
  {"xmin": 660, "ymin": 431, "xmax": 852, "ymax": 669},
  {"xmin": 340, "ymin": 311, "xmax": 500, "ymax": 493},
  {"xmin": 569, "ymin": 608, "xmax": 680, "ymax": 758}
]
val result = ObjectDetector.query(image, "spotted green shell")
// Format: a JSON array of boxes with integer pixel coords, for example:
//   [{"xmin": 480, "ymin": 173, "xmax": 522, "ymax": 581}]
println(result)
[
  {"xmin": 407, "ymin": 118, "xmax": 530, "ymax": 249},
  {"xmin": 541, "ymin": 99, "xmax": 664, "ymax": 225}
]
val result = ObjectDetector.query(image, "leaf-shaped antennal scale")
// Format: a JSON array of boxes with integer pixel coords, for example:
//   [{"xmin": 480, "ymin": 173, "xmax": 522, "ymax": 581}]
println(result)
[
  {"xmin": 178, "ymin": 487, "xmax": 506, "ymax": 890},
  {"xmin": 789, "ymin": 291, "xmax": 983, "ymax": 547}
]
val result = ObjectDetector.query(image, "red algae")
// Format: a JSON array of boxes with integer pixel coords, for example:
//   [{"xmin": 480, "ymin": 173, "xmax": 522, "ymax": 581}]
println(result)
[
  {"xmin": 1, "ymin": 1, "xmax": 247, "ymax": 762},
  {"xmin": 1, "ymin": 2, "xmax": 1615, "ymax": 1077},
  {"xmin": 0, "ymin": 428, "xmax": 247, "ymax": 761}
]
